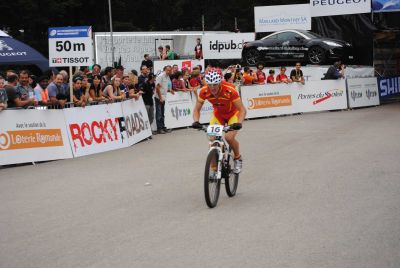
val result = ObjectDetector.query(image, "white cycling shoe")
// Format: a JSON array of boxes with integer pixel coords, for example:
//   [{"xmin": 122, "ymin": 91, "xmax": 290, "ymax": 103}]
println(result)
[{"xmin": 233, "ymin": 157, "xmax": 242, "ymax": 174}]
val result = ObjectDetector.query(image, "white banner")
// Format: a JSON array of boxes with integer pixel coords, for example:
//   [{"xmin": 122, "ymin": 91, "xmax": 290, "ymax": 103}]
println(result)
[
  {"xmin": 254, "ymin": 5, "xmax": 311, "ymax": 32},
  {"xmin": 153, "ymin": 59, "xmax": 204, "ymax": 76},
  {"xmin": 347, "ymin": 77, "xmax": 380, "ymax": 108},
  {"xmin": 311, "ymin": 0, "xmax": 371, "ymax": 17},
  {"xmin": 294, "ymin": 80, "xmax": 348, "ymax": 113},
  {"xmin": 241, "ymin": 84, "xmax": 296, "ymax": 118},
  {"xmin": 203, "ymin": 33, "xmax": 255, "ymax": 59},
  {"xmin": 164, "ymin": 92, "xmax": 194, "ymax": 129},
  {"xmin": 120, "ymin": 98, "xmax": 152, "ymax": 145},
  {"xmin": 94, "ymin": 32, "xmax": 203, "ymax": 72},
  {"xmin": 64, "ymin": 103, "xmax": 128, "ymax": 157},
  {"xmin": 0, "ymin": 110, "xmax": 72, "ymax": 165}
]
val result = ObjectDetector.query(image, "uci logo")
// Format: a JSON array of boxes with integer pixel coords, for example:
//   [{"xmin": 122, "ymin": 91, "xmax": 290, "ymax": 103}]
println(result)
[
  {"xmin": 0, "ymin": 132, "xmax": 11, "ymax": 150},
  {"xmin": 0, "ymin": 40, "xmax": 13, "ymax": 51}
]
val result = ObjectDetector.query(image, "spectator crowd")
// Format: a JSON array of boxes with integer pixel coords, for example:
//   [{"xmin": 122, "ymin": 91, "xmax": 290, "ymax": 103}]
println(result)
[{"xmin": 0, "ymin": 43, "xmax": 346, "ymax": 136}]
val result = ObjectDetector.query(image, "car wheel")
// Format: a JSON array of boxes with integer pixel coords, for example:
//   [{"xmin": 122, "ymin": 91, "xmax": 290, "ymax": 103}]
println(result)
[
  {"xmin": 243, "ymin": 48, "xmax": 260, "ymax": 66},
  {"xmin": 307, "ymin": 46, "xmax": 326, "ymax": 65}
]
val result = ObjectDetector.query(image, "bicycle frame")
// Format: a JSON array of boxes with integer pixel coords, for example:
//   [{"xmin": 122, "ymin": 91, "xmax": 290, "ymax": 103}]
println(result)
[{"xmin": 205, "ymin": 126, "xmax": 231, "ymax": 180}]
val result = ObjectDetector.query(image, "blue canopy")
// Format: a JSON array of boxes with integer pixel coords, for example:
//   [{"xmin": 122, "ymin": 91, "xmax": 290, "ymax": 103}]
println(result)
[{"xmin": 0, "ymin": 36, "xmax": 49, "ymax": 71}]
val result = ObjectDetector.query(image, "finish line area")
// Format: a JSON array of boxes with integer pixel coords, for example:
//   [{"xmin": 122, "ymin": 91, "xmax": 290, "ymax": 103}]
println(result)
[{"xmin": 0, "ymin": 103, "xmax": 399, "ymax": 268}]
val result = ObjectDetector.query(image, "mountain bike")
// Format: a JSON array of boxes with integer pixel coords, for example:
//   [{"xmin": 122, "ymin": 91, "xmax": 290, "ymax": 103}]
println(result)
[{"xmin": 198, "ymin": 124, "xmax": 240, "ymax": 208}]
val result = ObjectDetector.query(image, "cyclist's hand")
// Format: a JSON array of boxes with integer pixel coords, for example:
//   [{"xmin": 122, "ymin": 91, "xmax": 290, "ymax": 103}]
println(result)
[
  {"xmin": 230, "ymin": 123, "xmax": 242, "ymax": 130},
  {"xmin": 192, "ymin": 121, "xmax": 202, "ymax": 129}
]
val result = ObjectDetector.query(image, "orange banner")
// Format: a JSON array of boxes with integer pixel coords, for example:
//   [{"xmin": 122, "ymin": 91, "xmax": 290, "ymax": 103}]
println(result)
[
  {"xmin": 248, "ymin": 95, "xmax": 292, "ymax": 110},
  {"xmin": 0, "ymin": 129, "xmax": 64, "ymax": 150}
]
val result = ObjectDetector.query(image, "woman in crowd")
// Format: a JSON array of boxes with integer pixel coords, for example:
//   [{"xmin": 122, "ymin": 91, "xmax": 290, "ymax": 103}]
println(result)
[
  {"xmin": 183, "ymin": 70, "xmax": 196, "ymax": 92},
  {"xmin": 123, "ymin": 75, "xmax": 142, "ymax": 100},
  {"xmin": 103, "ymin": 76, "xmax": 125, "ymax": 101},
  {"xmin": 80, "ymin": 75, "xmax": 91, "ymax": 102},
  {"xmin": 88, "ymin": 74, "xmax": 107, "ymax": 102},
  {"xmin": 267, "ymin": 69, "xmax": 278, "ymax": 84},
  {"xmin": 172, "ymin": 71, "xmax": 187, "ymax": 92},
  {"xmin": 189, "ymin": 68, "xmax": 203, "ymax": 88}
]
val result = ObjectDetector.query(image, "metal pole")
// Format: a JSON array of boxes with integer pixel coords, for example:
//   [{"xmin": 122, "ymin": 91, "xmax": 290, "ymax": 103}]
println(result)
[
  {"xmin": 108, "ymin": 0, "xmax": 115, "ymax": 66},
  {"xmin": 234, "ymin": 17, "xmax": 237, "ymax": 31},
  {"xmin": 69, "ymin": 66, "xmax": 73, "ymax": 105},
  {"xmin": 202, "ymin": 15, "xmax": 205, "ymax": 34}
]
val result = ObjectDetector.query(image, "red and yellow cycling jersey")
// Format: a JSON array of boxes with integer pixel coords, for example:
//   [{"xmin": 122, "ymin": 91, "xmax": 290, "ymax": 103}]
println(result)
[{"xmin": 198, "ymin": 83, "xmax": 241, "ymax": 124}]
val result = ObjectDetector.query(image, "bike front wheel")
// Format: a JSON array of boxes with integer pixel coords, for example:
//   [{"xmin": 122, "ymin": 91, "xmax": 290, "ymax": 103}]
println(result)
[
  {"xmin": 225, "ymin": 151, "xmax": 239, "ymax": 197},
  {"xmin": 204, "ymin": 148, "xmax": 221, "ymax": 208}
]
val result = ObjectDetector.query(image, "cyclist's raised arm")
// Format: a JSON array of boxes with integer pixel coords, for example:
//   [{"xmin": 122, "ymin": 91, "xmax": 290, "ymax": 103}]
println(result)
[
  {"xmin": 233, "ymin": 99, "xmax": 247, "ymax": 123},
  {"xmin": 193, "ymin": 99, "xmax": 204, "ymax": 122}
]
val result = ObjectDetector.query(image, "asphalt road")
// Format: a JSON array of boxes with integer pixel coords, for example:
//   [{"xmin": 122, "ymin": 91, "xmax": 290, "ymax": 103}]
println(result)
[{"xmin": 1, "ymin": 103, "xmax": 400, "ymax": 268}]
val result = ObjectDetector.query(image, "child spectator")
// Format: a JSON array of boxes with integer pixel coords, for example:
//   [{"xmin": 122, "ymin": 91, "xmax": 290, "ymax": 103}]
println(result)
[{"xmin": 276, "ymin": 67, "xmax": 292, "ymax": 84}]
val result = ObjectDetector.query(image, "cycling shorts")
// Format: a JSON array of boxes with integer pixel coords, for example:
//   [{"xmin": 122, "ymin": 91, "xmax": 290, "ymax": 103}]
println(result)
[{"xmin": 210, "ymin": 111, "xmax": 239, "ymax": 126}]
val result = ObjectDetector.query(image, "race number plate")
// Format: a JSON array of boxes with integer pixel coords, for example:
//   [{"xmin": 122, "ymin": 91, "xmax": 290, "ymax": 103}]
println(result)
[{"xmin": 207, "ymin": 125, "xmax": 224, "ymax": 137}]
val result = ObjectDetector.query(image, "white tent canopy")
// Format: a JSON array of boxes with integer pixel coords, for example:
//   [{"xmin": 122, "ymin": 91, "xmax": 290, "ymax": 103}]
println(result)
[{"xmin": 0, "ymin": 30, "xmax": 10, "ymax": 37}]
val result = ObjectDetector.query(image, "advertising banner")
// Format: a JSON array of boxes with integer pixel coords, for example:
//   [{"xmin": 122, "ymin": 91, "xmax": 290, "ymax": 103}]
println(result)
[
  {"xmin": 64, "ymin": 103, "xmax": 128, "ymax": 157},
  {"xmin": 378, "ymin": 75, "xmax": 400, "ymax": 99},
  {"xmin": 94, "ymin": 32, "xmax": 203, "ymax": 72},
  {"xmin": 164, "ymin": 92, "xmax": 194, "ymax": 129},
  {"xmin": 0, "ymin": 110, "xmax": 72, "ymax": 165},
  {"xmin": 48, "ymin": 26, "xmax": 94, "ymax": 67},
  {"xmin": 241, "ymin": 84, "xmax": 296, "ymax": 118},
  {"xmin": 120, "ymin": 98, "xmax": 152, "ymax": 145},
  {"xmin": 153, "ymin": 59, "xmax": 204, "ymax": 76},
  {"xmin": 311, "ymin": 0, "xmax": 371, "ymax": 17},
  {"xmin": 347, "ymin": 78, "xmax": 380, "ymax": 108},
  {"xmin": 254, "ymin": 5, "xmax": 311, "ymax": 32},
  {"xmin": 203, "ymin": 33, "xmax": 255, "ymax": 59},
  {"xmin": 294, "ymin": 80, "xmax": 348, "ymax": 113},
  {"xmin": 372, "ymin": 0, "xmax": 400, "ymax": 12}
]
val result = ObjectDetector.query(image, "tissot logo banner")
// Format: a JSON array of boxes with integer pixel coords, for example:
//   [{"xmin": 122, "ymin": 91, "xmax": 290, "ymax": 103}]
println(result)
[
  {"xmin": 48, "ymin": 26, "xmax": 94, "ymax": 67},
  {"xmin": 0, "ymin": 110, "xmax": 72, "ymax": 165},
  {"xmin": 164, "ymin": 92, "xmax": 194, "ymax": 129},
  {"xmin": 203, "ymin": 33, "xmax": 255, "ymax": 59},
  {"xmin": 311, "ymin": 0, "xmax": 371, "ymax": 17},
  {"xmin": 372, "ymin": 0, "xmax": 400, "ymax": 12},
  {"xmin": 347, "ymin": 78, "xmax": 380, "ymax": 108},
  {"xmin": 63, "ymin": 102, "xmax": 128, "ymax": 157},
  {"xmin": 254, "ymin": 5, "xmax": 311, "ymax": 32},
  {"xmin": 378, "ymin": 75, "xmax": 400, "ymax": 99}
]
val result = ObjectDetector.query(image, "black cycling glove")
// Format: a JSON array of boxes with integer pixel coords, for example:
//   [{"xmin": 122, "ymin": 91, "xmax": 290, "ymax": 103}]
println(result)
[{"xmin": 230, "ymin": 123, "xmax": 242, "ymax": 130}]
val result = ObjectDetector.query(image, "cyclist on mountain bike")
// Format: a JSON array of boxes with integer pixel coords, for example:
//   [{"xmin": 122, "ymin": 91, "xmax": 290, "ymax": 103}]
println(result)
[{"xmin": 192, "ymin": 70, "xmax": 247, "ymax": 173}]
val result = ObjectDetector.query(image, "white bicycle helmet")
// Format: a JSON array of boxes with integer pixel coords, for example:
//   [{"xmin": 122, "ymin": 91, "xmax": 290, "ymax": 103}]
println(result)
[{"xmin": 205, "ymin": 71, "xmax": 222, "ymax": 85}]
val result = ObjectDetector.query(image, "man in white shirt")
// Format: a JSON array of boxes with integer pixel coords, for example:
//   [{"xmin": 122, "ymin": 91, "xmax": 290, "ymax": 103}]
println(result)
[{"xmin": 155, "ymin": 65, "xmax": 173, "ymax": 134}]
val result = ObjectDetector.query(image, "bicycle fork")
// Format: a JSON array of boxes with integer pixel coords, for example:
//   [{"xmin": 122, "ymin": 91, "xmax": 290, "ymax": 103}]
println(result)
[{"xmin": 209, "ymin": 146, "xmax": 223, "ymax": 180}]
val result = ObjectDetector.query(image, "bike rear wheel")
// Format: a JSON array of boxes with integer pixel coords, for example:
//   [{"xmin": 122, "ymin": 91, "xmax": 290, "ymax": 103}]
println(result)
[
  {"xmin": 204, "ymin": 148, "xmax": 221, "ymax": 208},
  {"xmin": 225, "ymin": 150, "xmax": 239, "ymax": 197}
]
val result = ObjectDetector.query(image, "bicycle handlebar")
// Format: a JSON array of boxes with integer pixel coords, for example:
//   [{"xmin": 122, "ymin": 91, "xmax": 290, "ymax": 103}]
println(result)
[{"xmin": 196, "ymin": 125, "xmax": 235, "ymax": 132}]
